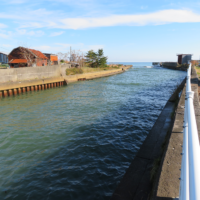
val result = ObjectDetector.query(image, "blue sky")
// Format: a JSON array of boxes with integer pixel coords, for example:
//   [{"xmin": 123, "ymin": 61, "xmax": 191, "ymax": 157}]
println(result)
[{"xmin": 1, "ymin": 0, "xmax": 200, "ymax": 62}]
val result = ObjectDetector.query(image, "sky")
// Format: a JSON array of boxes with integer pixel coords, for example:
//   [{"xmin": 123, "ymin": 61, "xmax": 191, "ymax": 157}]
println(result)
[{"xmin": 0, "ymin": 0, "xmax": 200, "ymax": 62}]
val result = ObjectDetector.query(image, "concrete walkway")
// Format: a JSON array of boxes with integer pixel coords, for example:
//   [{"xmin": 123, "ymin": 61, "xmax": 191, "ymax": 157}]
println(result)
[
  {"xmin": 111, "ymin": 100, "xmax": 175, "ymax": 200},
  {"xmin": 153, "ymin": 66, "xmax": 200, "ymax": 199}
]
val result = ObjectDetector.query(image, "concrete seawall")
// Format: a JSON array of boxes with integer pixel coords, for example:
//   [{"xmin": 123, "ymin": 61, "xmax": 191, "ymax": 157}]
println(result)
[
  {"xmin": 0, "ymin": 64, "xmax": 71, "ymax": 83},
  {"xmin": 0, "ymin": 65, "xmax": 132, "ymax": 98},
  {"xmin": 160, "ymin": 63, "xmax": 187, "ymax": 71}
]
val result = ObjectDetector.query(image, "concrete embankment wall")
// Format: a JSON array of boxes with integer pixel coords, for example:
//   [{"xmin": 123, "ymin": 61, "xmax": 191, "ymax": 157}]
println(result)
[
  {"xmin": 161, "ymin": 62, "xmax": 187, "ymax": 71},
  {"xmin": 64, "ymin": 67, "xmax": 130, "ymax": 83},
  {"xmin": 0, "ymin": 64, "xmax": 70, "ymax": 83},
  {"xmin": 153, "ymin": 66, "xmax": 200, "ymax": 199},
  {"xmin": 0, "ymin": 65, "xmax": 132, "ymax": 98}
]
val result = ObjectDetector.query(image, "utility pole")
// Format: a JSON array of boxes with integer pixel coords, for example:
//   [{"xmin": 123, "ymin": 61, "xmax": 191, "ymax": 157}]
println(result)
[{"xmin": 70, "ymin": 46, "xmax": 71, "ymax": 62}]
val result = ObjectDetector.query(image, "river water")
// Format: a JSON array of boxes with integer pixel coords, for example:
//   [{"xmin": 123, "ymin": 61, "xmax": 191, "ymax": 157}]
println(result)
[{"xmin": 0, "ymin": 62, "xmax": 186, "ymax": 200}]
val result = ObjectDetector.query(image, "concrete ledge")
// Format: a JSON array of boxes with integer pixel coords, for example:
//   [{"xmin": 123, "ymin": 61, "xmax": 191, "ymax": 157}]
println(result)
[
  {"xmin": 111, "ymin": 99, "xmax": 176, "ymax": 200},
  {"xmin": 0, "ymin": 66, "xmax": 132, "ymax": 91},
  {"xmin": 65, "ymin": 66, "xmax": 131, "ymax": 83}
]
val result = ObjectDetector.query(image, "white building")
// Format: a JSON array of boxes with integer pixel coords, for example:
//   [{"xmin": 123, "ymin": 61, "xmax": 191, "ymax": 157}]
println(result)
[{"xmin": 0, "ymin": 52, "xmax": 8, "ymax": 64}]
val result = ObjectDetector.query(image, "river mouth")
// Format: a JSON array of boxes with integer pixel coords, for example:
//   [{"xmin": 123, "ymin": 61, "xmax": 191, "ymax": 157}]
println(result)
[{"xmin": 0, "ymin": 62, "xmax": 186, "ymax": 200}]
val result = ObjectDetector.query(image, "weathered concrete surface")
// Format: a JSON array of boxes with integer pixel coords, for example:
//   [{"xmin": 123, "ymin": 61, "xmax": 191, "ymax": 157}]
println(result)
[
  {"xmin": 169, "ymin": 78, "xmax": 186, "ymax": 102},
  {"xmin": 111, "ymin": 100, "xmax": 175, "ymax": 200},
  {"xmin": 0, "ymin": 66, "xmax": 132, "ymax": 91},
  {"xmin": 161, "ymin": 64, "xmax": 187, "ymax": 71},
  {"xmin": 0, "ymin": 64, "xmax": 70, "ymax": 83},
  {"xmin": 64, "ymin": 66, "xmax": 131, "ymax": 83},
  {"xmin": 0, "ymin": 77, "xmax": 65, "ymax": 91},
  {"xmin": 154, "ymin": 66, "xmax": 200, "ymax": 199}
]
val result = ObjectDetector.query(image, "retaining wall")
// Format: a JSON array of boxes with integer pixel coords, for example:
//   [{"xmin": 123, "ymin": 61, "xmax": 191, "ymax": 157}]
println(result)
[
  {"xmin": 0, "ymin": 65, "xmax": 132, "ymax": 99},
  {"xmin": 0, "ymin": 64, "xmax": 71, "ymax": 83}
]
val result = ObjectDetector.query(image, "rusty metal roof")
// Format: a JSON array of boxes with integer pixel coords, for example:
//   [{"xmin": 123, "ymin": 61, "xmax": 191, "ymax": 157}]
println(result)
[
  {"xmin": 9, "ymin": 59, "xmax": 27, "ymax": 63},
  {"xmin": 29, "ymin": 49, "xmax": 48, "ymax": 59}
]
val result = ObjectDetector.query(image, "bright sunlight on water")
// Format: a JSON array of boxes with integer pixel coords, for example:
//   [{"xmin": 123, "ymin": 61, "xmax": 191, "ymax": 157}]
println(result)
[{"xmin": 0, "ymin": 63, "xmax": 186, "ymax": 200}]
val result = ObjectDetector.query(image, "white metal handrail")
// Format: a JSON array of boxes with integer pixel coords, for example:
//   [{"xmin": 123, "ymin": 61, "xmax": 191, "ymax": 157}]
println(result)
[{"xmin": 179, "ymin": 64, "xmax": 200, "ymax": 200}]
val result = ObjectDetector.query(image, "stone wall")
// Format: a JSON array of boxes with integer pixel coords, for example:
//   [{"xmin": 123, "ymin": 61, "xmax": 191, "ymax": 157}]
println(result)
[{"xmin": 0, "ymin": 64, "xmax": 71, "ymax": 83}]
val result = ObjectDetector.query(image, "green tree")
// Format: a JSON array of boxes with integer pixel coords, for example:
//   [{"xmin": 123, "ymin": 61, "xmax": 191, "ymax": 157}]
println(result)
[{"xmin": 85, "ymin": 49, "xmax": 107, "ymax": 68}]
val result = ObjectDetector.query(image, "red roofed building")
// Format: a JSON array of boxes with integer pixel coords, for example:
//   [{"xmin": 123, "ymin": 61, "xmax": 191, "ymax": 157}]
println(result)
[
  {"xmin": 44, "ymin": 53, "xmax": 58, "ymax": 65},
  {"xmin": 8, "ymin": 47, "xmax": 48, "ymax": 68}
]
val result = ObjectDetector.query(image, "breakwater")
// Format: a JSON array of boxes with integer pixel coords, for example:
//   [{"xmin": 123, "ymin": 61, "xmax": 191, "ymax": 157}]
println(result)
[{"xmin": 0, "ymin": 63, "xmax": 186, "ymax": 199}]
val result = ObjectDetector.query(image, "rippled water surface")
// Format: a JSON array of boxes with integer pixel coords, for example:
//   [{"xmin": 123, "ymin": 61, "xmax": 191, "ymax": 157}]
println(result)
[{"xmin": 0, "ymin": 62, "xmax": 186, "ymax": 199}]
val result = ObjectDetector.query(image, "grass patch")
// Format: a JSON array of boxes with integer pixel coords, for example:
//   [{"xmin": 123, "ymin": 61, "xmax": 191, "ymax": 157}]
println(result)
[
  {"xmin": 195, "ymin": 66, "xmax": 200, "ymax": 77},
  {"xmin": 66, "ymin": 65, "xmax": 124, "ymax": 75},
  {"xmin": 66, "ymin": 68, "xmax": 83, "ymax": 75},
  {"xmin": 0, "ymin": 64, "xmax": 9, "ymax": 69},
  {"xmin": 81, "ymin": 66, "xmax": 120, "ymax": 73}
]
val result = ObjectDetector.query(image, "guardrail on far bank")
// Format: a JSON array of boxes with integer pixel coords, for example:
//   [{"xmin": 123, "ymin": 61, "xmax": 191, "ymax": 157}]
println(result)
[{"xmin": 179, "ymin": 63, "xmax": 200, "ymax": 200}]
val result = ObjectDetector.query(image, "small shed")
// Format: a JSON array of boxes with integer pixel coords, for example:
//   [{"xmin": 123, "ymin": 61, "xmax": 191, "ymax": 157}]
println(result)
[
  {"xmin": 44, "ymin": 53, "xmax": 58, "ymax": 65},
  {"xmin": 0, "ymin": 52, "xmax": 8, "ymax": 64},
  {"xmin": 177, "ymin": 54, "xmax": 192, "ymax": 64}
]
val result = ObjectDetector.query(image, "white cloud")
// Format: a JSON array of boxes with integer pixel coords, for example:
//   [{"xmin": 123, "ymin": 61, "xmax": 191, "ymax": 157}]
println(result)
[
  {"xmin": 0, "ymin": 33, "xmax": 9, "ymax": 39},
  {"xmin": 0, "ymin": 23, "xmax": 7, "ymax": 28},
  {"xmin": 1, "ymin": 9, "xmax": 200, "ymax": 31},
  {"xmin": 0, "ymin": 31, "xmax": 12, "ymax": 39},
  {"xmin": 58, "ymin": 9, "xmax": 200, "ymax": 29},
  {"xmin": 11, "ymin": 9, "xmax": 200, "ymax": 30},
  {"xmin": 16, "ymin": 29, "xmax": 45, "ymax": 37},
  {"xmin": 32, "ymin": 43, "xmax": 104, "ymax": 54},
  {"xmin": 50, "ymin": 31, "xmax": 64, "ymax": 37},
  {"xmin": 32, "ymin": 45, "xmax": 52, "ymax": 51},
  {"xmin": 2, "ymin": 44, "xmax": 12, "ymax": 47}
]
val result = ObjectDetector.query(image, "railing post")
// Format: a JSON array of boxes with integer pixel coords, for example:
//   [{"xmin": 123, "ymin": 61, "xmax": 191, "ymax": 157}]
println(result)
[{"xmin": 186, "ymin": 89, "xmax": 200, "ymax": 200}]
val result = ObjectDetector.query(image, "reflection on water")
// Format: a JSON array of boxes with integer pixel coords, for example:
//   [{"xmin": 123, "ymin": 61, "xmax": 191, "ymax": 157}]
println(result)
[{"xmin": 0, "ymin": 63, "xmax": 185, "ymax": 199}]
